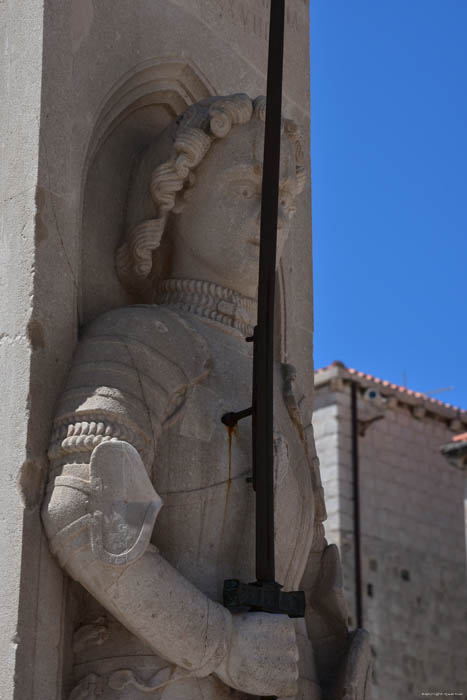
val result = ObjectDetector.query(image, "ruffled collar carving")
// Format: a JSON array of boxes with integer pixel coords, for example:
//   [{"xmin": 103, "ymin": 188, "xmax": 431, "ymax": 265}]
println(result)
[{"xmin": 154, "ymin": 278, "xmax": 257, "ymax": 336}]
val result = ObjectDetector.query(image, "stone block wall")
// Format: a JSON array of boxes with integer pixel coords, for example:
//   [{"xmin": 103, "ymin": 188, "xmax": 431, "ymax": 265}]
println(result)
[{"xmin": 313, "ymin": 368, "xmax": 467, "ymax": 699}]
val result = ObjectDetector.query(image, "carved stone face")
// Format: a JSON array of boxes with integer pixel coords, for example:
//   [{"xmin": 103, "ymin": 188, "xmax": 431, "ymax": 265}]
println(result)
[{"xmin": 170, "ymin": 119, "xmax": 298, "ymax": 298}]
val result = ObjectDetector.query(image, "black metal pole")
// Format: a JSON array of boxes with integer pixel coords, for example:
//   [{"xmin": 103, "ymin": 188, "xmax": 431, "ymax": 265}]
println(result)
[
  {"xmin": 350, "ymin": 381, "xmax": 363, "ymax": 628},
  {"xmin": 254, "ymin": 0, "xmax": 286, "ymax": 586},
  {"xmin": 222, "ymin": 0, "xmax": 304, "ymax": 650},
  {"xmin": 222, "ymin": 0, "xmax": 305, "ymax": 685}
]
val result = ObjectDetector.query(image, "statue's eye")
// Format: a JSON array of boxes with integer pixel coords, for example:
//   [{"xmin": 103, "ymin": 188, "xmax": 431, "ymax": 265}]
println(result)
[
  {"xmin": 235, "ymin": 182, "xmax": 257, "ymax": 199},
  {"xmin": 243, "ymin": 186, "xmax": 255, "ymax": 198}
]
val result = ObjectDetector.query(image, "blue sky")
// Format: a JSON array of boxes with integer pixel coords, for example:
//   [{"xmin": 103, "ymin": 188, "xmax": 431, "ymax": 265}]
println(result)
[{"xmin": 311, "ymin": 0, "xmax": 467, "ymax": 410}]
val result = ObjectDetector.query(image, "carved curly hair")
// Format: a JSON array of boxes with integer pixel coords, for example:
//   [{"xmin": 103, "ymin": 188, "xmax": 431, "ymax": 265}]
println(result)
[{"xmin": 116, "ymin": 93, "xmax": 306, "ymax": 295}]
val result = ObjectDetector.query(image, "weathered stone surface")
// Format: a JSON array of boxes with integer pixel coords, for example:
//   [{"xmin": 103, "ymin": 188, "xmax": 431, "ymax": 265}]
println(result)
[
  {"xmin": 42, "ymin": 96, "xmax": 312, "ymax": 699},
  {"xmin": 1, "ymin": 2, "xmax": 370, "ymax": 698},
  {"xmin": 0, "ymin": 2, "xmax": 71, "ymax": 699},
  {"xmin": 40, "ymin": 94, "xmax": 370, "ymax": 698}
]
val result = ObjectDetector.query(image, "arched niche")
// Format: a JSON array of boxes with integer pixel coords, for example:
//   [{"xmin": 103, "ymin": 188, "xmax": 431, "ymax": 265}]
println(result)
[{"xmin": 80, "ymin": 58, "xmax": 214, "ymax": 325}]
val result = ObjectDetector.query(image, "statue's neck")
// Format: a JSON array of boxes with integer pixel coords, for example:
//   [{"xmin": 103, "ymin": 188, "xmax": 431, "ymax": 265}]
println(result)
[{"xmin": 153, "ymin": 278, "xmax": 257, "ymax": 337}]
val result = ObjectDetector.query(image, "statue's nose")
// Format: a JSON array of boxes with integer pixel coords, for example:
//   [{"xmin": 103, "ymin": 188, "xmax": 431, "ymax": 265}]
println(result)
[{"xmin": 254, "ymin": 201, "xmax": 287, "ymax": 231}]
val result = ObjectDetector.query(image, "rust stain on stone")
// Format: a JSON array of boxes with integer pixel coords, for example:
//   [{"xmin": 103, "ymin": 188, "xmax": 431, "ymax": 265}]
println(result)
[
  {"xmin": 226, "ymin": 424, "xmax": 237, "ymax": 491},
  {"xmin": 217, "ymin": 425, "xmax": 238, "ymax": 568}
]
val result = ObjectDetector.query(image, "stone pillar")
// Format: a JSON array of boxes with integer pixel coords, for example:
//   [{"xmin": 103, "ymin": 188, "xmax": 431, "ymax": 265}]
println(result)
[
  {"xmin": 0, "ymin": 2, "xmax": 311, "ymax": 698},
  {"xmin": 1, "ymin": 3, "xmax": 71, "ymax": 699}
]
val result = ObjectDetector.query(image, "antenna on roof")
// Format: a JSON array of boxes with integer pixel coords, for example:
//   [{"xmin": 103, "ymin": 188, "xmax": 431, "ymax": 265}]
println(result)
[{"xmin": 425, "ymin": 386, "xmax": 454, "ymax": 396}]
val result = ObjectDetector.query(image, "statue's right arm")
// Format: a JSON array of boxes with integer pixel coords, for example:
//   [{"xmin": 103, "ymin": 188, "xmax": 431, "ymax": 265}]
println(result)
[
  {"xmin": 43, "ymin": 438, "xmax": 233, "ymax": 677},
  {"xmin": 41, "ymin": 307, "xmax": 298, "ymax": 697}
]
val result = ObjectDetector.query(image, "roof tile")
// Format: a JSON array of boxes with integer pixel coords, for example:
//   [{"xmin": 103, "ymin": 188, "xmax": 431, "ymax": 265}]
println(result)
[{"xmin": 316, "ymin": 362, "xmax": 466, "ymax": 414}]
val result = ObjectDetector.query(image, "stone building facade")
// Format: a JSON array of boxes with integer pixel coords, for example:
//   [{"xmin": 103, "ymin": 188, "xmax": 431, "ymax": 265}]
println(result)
[{"xmin": 313, "ymin": 363, "xmax": 467, "ymax": 699}]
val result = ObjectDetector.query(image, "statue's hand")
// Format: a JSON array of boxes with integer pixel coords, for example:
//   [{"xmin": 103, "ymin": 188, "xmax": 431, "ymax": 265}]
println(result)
[{"xmin": 215, "ymin": 612, "xmax": 299, "ymax": 697}]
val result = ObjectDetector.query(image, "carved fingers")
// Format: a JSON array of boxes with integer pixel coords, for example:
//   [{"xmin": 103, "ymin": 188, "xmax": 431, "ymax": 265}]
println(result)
[{"xmin": 214, "ymin": 612, "xmax": 299, "ymax": 698}]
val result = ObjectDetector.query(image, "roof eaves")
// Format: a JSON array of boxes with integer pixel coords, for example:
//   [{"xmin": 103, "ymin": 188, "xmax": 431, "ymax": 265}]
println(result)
[{"xmin": 314, "ymin": 362, "xmax": 467, "ymax": 427}]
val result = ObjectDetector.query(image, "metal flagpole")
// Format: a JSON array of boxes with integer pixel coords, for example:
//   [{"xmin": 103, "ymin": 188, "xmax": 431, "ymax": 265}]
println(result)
[
  {"xmin": 222, "ymin": 0, "xmax": 305, "ymax": 622},
  {"xmin": 254, "ymin": 0, "xmax": 286, "ymax": 587},
  {"xmin": 221, "ymin": 7, "xmax": 305, "ymax": 698}
]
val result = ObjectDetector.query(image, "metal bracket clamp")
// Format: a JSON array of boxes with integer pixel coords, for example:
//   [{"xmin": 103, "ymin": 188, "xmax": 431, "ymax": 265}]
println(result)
[
  {"xmin": 223, "ymin": 579, "xmax": 305, "ymax": 619},
  {"xmin": 221, "ymin": 406, "xmax": 253, "ymax": 428}
]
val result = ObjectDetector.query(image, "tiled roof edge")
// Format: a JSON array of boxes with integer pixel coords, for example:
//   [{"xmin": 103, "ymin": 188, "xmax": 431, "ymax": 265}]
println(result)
[{"xmin": 314, "ymin": 362, "xmax": 467, "ymax": 427}]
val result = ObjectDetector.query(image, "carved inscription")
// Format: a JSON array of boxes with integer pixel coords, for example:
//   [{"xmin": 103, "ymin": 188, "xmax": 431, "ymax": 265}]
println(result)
[{"xmin": 193, "ymin": 0, "xmax": 305, "ymax": 40}]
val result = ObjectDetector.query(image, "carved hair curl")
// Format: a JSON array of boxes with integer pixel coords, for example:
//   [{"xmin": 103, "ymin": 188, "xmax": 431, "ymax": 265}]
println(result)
[{"xmin": 116, "ymin": 94, "xmax": 306, "ymax": 295}]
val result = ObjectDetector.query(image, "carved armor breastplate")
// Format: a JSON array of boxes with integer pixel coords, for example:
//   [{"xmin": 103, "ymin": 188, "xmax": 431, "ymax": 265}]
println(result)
[
  {"xmin": 47, "ymin": 302, "xmax": 321, "ymax": 700},
  {"xmin": 152, "ymin": 308, "xmax": 315, "ymax": 599}
]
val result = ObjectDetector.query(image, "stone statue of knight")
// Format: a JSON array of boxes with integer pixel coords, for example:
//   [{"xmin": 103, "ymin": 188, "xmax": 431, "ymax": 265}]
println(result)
[{"xmin": 42, "ymin": 94, "xmax": 371, "ymax": 699}]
